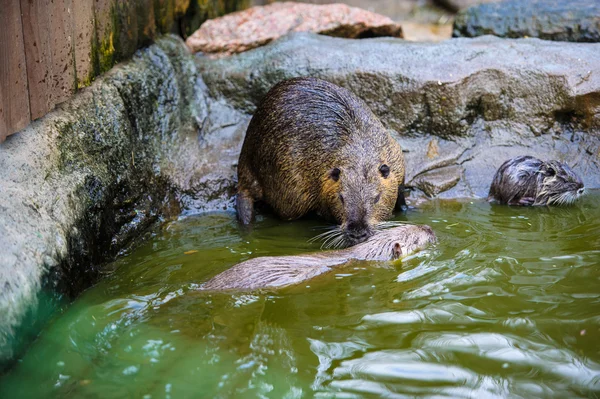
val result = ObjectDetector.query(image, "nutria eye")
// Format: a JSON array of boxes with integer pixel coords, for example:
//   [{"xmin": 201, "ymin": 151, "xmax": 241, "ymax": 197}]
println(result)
[
  {"xmin": 374, "ymin": 193, "xmax": 381, "ymax": 203},
  {"xmin": 379, "ymin": 164, "xmax": 390, "ymax": 178},
  {"xmin": 546, "ymin": 167, "xmax": 556, "ymax": 177},
  {"xmin": 339, "ymin": 194, "xmax": 345, "ymax": 204},
  {"xmin": 330, "ymin": 168, "xmax": 341, "ymax": 182}
]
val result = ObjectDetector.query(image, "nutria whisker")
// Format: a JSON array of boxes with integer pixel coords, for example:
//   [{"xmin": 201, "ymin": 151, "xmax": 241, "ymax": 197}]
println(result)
[
  {"xmin": 308, "ymin": 228, "xmax": 341, "ymax": 243},
  {"xmin": 326, "ymin": 235, "xmax": 339, "ymax": 249},
  {"xmin": 326, "ymin": 231, "xmax": 347, "ymax": 250},
  {"xmin": 319, "ymin": 229, "xmax": 345, "ymax": 249},
  {"xmin": 331, "ymin": 235, "xmax": 349, "ymax": 250}
]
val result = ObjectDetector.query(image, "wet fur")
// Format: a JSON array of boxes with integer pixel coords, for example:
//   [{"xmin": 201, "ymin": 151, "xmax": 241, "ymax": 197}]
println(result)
[
  {"xmin": 201, "ymin": 224, "xmax": 435, "ymax": 291},
  {"xmin": 236, "ymin": 77, "xmax": 405, "ymax": 245},
  {"xmin": 488, "ymin": 156, "xmax": 585, "ymax": 206}
]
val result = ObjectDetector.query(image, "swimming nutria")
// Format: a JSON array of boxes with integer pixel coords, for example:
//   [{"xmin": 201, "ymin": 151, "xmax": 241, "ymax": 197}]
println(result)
[
  {"xmin": 201, "ymin": 224, "xmax": 435, "ymax": 291},
  {"xmin": 488, "ymin": 156, "xmax": 585, "ymax": 206},
  {"xmin": 236, "ymin": 77, "xmax": 406, "ymax": 246}
]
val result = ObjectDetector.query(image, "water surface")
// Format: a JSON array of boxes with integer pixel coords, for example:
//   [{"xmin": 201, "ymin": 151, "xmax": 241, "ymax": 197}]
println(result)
[{"xmin": 2, "ymin": 194, "xmax": 600, "ymax": 398}]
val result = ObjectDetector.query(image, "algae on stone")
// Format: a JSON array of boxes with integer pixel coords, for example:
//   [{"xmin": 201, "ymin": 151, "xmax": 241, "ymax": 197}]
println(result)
[{"xmin": 0, "ymin": 35, "xmax": 243, "ymax": 370}]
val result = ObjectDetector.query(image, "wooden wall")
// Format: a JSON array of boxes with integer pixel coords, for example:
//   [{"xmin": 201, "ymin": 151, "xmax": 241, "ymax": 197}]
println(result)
[{"xmin": 0, "ymin": 0, "xmax": 249, "ymax": 142}]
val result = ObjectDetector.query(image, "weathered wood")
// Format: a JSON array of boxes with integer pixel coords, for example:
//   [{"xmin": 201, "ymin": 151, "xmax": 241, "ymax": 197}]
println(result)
[
  {"xmin": 136, "ymin": 0, "xmax": 157, "ymax": 47},
  {"xmin": 154, "ymin": 0, "xmax": 176, "ymax": 33},
  {"xmin": 20, "ymin": 0, "xmax": 52, "ymax": 121},
  {"xmin": 0, "ymin": 0, "xmax": 31, "ymax": 142},
  {"xmin": 48, "ymin": 0, "xmax": 76, "ymax": 106},
  {"xmin": 175, "ymin": 0, "xmax": 191, "ymax": 16},
  {"xmin": 114, "ymin": 0, "xmax": 139, "ymax": 61},
  {"xmin": 73, "ymin": 0, "xmax": 95, "ymax": 88},
  {"xmin": 95, "ymin": 0, "xmax": 116, "ymax": 73}
]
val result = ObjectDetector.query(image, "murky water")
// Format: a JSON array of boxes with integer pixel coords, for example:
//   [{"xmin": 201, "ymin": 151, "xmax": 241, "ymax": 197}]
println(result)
[{"xmin": 2, "ymin": 193, "xmax": 600, "ymax": 398}]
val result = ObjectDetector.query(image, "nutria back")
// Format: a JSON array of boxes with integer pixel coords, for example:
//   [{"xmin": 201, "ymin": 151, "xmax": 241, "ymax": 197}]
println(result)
[
  {"xmin": 201, "ymin": 224, "xmax": 435, "ymax": 291},
  {"xmin": 236, "ymin": 77, "xmax": 406, "ymax": 246},
  {"xmin": 488, "ymin": 156, "xmax": 585, "ymax": 206}
]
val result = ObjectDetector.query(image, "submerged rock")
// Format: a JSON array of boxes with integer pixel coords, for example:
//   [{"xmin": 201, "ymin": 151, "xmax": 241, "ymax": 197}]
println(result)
[
  {"xmin": 453, "ymin": 0, "xmax": 600, "ymax": 42},
  {"xmin": 197, "ymin": 32, "xmax": 600, "ymax": 198},
  {"xmin": 185, "ymin": 2, "xmax": 403, "ymax": 56}
]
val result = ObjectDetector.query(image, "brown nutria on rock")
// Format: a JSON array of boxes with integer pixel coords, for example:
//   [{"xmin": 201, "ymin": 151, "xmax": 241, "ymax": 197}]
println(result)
[
  {"xmin": 488, "ymin": 156, "xmax": 585, "ymax": 206},
  {"xmin": 201, "ymin": 224, "xmax": 435, "ymax": 291},
  {"xmin": 236, "ymin": 77, "xmax": 406, "ymax": 246}
]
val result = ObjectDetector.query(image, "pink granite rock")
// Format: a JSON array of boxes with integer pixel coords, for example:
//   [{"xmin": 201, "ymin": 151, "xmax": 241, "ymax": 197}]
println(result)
[{"xmin": 186, "ymin": 1, "xmax": 403, "ymax": 56}]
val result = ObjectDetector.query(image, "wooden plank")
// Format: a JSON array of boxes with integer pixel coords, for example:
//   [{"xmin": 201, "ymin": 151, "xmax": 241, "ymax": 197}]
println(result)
[
  {"xmin": 0, "ymin": 0, "xmax": 31, "ymax": 141},
  {"xmin": 136, "ymin": 0, "xmax": 157, "ymax": 47},
  {"xmin": 48, "ymin": 0, "xmax": 76, "ymax": 106},
  {"xmin": 20, "ymin": 0, "xmax": 53, "ymax": 121},
  {"xmin": 154, "ymin": 0, "xmax": 175, "ymax": 33},
  {"xmin": 114, "ymin": 0, "xmax": 139, "ymax": 61},
  {"xmin": 72, "ymin": 0, "xmax": 95, "ymax": 88},
  {"xmin": 94, "ymin": 0, "xmax": 116, "ymax": 73}
]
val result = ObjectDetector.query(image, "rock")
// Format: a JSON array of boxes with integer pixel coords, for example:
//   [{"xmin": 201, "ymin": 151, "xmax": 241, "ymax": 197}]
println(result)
[
  {"xmin": 0, "ymin": 35, "xmax": 247, "ymax": 370},
  {"xmin": 197, "ymin": 32, "xmax": 600, "ymax": 198},
  {"xmin": 453, "ymin": 0, "xmax": 600, "ymax": 42},
  {"xmin": 185, "ymin": 2, "xmax": 403, "ymax": 56},
  {"xmin": 434, "ymin": 0, "xmax": 498, "ymax": 12}
]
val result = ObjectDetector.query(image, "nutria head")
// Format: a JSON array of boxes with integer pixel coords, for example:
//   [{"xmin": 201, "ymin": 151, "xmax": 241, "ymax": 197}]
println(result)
[
  {"xmin": 489, "ymin": 156, "xmax": 585, "ymax": 206},
  {"xmin": 319, "ymin": 156, "xmax": 400, "ymax": 247},
  {"xmin": 536, "ymin": 161, "xmax": 585, "ymax": 205}
]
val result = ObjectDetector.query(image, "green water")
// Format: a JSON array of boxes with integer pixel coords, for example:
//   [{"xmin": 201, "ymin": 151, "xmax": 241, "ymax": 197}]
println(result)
[{"xmin": 2, "ymin": 194, "xmax": 600, "ymax": 398}]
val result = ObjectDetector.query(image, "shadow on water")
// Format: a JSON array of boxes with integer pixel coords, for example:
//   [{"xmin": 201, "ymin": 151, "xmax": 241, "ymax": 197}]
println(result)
[{"xmin": 1, "ymin": 193, "xmax": 600, "ymax": 398}]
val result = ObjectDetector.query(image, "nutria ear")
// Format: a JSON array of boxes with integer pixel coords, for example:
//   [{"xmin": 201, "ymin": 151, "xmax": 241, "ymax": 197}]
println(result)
[
  {"xmin": 393, "ymin": 242, "xmax": 402, "ymax": 259},
  {"xmin": 330, "ymin": 168, "xmax": 341, "ymax": 182},
  {"xmin": 540, "ymin": 163, "xmax": 556, "ymax": 177},
  {"xmin": 379, "ymin": 164, "xmax": 390, "ymax": 178}
]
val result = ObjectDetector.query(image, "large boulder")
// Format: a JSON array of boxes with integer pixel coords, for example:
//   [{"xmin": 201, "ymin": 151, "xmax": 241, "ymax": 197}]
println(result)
[
  {"xmin": 0, "ymin": 35, "xmax": 246, "ymax": 370},
  {"xmin": 196, "ymin": 32, "xmax": 600, "ymax": 198},
  {"xmin": 453, "ymin": 0, "xmax": 600, "ymax": 42},
  {"xmin": 185, "ymin": 1, "xmax": 403, "ymax": 56}
]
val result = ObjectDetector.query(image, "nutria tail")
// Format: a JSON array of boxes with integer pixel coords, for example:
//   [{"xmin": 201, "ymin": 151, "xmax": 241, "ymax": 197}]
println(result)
[{"xmin": 200, "ymin": 224, "xmax": 435, "ymax": 292}]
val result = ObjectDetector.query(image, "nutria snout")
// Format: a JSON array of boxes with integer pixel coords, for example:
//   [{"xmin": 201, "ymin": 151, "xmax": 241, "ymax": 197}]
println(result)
[
  {"xmin": 488, "ymin": 156, "xmax": 585, "ymax": 206},
  {"xmin": 200, "ymin": 224, "xmax": 436, "ymax": 291},
  {"xmin": 236, "ymin": 77, "xmax": 406, "ymax": 246}
]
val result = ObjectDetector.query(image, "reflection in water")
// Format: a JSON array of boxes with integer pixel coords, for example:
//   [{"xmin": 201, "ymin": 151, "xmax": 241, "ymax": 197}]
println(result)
[{"xmin": 1, "ymin": 193, "xmax": 600, "ymax": 398}]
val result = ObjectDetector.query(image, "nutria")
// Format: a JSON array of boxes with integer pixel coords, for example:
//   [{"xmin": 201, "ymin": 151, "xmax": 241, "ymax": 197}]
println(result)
[
  {"xmin": 488, "ymin": 156, "xmax": 585, "ymax": 206},
  {"xmin": 201, "ymin": 224, "xmax": 435, "ymax": 291},
  {"xmin": 236, "ymin": 77, "xmax": 406, "ymax": 247}
]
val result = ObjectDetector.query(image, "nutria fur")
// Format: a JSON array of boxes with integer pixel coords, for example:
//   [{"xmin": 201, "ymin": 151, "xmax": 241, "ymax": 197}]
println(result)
[
  {"xmin": 201, "ymin": 224, "xmax": 435, "ymax": 291},
  {"xmin": 236, "ymin": 77, "xmax": 406, "ymax": 246},
  {"xmin": 488, "ymin": 156, "xmax": 585, "ymax": 206}
]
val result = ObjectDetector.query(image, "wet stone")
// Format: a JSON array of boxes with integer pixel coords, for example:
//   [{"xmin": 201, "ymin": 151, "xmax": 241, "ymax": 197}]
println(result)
[{"xmin": 453, "ymin": 0, "xmax": 600, "ymax": 42}]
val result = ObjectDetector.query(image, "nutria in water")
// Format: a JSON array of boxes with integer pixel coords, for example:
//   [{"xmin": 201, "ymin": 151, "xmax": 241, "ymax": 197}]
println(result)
[
  {"xmin": 201, "ymin": 224, "xmax": 435, "ymax": 291},
  {"xmin": 488, "ymin": 156, "xmax": 585, "ymax": 206},
  {"xmin": 236, "ymin": 77, "xmax": 406, "ymax": 247}
]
